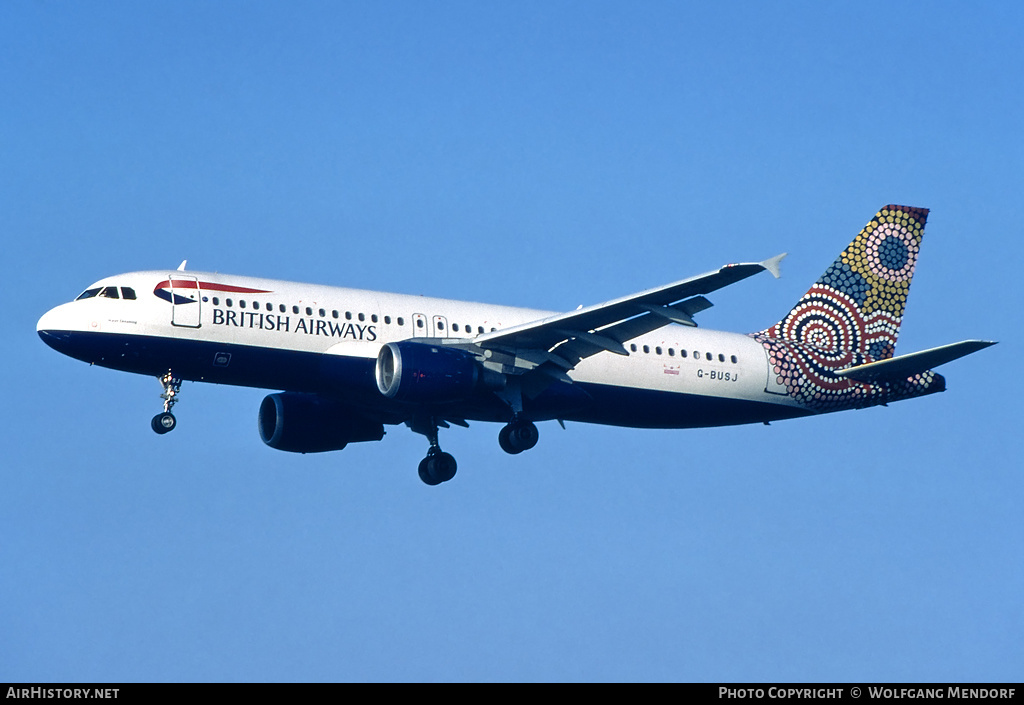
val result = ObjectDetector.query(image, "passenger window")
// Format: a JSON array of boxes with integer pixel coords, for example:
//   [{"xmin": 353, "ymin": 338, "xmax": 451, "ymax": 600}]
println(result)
[
  {"xmin": 416, "ymin": 319, "xmax": 424, "ymax": 328},
  {"xmin": 681, "ymin": 350, "xmax": 688, "ymax": 358},
  {"xmin": 630, "ymin": 343, "xmax": 637, "ymax": 352},
  {"xmin": 655, "ymin": 347, "xmax": 662, "ymax": 355},
  {"xmin": 319, "ymin": 308, "xmax": 326, "ymax": 317},
  {"xmin": 346, "ymin": 312, "xmax": 352, "ymax": 320},
  {"xmin": 643, "ymin": 345, "xmax": 650, "ymax": 354},
  {"xmin": 332, "ymin": 310, "xmax": 339, "ymax": 319},
  {"xmin": 212, "ymin": 297, "xmax": 220, "ymax": 306},
  {"xmin": 371, "ymin": 314, "xmax": 378, "ymax": 323},
  {"xmin": 121, "ymin": 287, "xmax": 137, "ymax": 300},
  {"xmin": 384, "ymin": 316, "xmax": 391, "ymax": 325},
  {"xmin": 398, "ymin": 317, "xmax": 405, "ymax": 326},
  {"xmin": 305, "ymin": 307, "xmax": 312, "ymax": 316},
  {"xmin": 453, "ymin": 323, "xmax": 460, "ymax": 332},
  {"xmin": 706, "ymin": 352, "xmax": 713, "ymax": 361},
  {"xmin": 280, "ymin": 304, "xmax": 286, "ymax": 313},
  {"xmin": 227, "ymin": 299, "xmax": 234, "ymax": 307},
  {"xmin": 718, "ymin": 354, "xmax": 725, "ymax": 362},
  {"xmin": 358, "ymin": 313, "xmax": 365, "ymax": 322},
  {"xmin": 668, "ymin": 348, "xmax": 675, "ymax": 357},
  {"xmin": 731, "ymin": 355, "xmax": 738, "ymax": 364},
  {"xmin": 240, "ymin": 300, "xmax": 247, "ymax": 309}
]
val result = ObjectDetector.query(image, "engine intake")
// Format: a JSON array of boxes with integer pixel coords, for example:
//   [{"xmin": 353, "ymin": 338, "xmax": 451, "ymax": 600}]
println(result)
[
  {"xmin": 375, "ymin": 341, "xmax": 484, "ymax": 403},
  {"xmin": 258, "ymin": 393, "xmax": 384, "ymax": 453}
]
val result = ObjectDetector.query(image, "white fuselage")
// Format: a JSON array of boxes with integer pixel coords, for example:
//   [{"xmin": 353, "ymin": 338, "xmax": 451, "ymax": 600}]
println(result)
[{"xmin": 37, "ymin": 269, "xmax": 809, "ymax": 430}]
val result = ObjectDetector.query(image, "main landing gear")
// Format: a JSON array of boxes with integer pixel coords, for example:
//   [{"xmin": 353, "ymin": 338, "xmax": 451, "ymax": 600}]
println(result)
[
  {"xmin": 407, "ymin": 379, "xmax": 541, "ymax": 485},
  {"xmin": 409, "ymin": 415, "xmax": 541, "ymax": 485},
  {"xmin": 409, "ymin": 416, "xmax": 458, "ymax": 486},
  {"xmin": 151, "ymin": 370, "xmax": 182, "ymax": 435},
  {"xmin": 498, "ymin": 415, "xmax": 539, "ymax": 455},
  {"xmin": 494, "ymin": 378, "xmax": 540, "ymax": 456},
  {"xmin": 419, "ymin": 447, "xmax": 457, "ymax": 486}
]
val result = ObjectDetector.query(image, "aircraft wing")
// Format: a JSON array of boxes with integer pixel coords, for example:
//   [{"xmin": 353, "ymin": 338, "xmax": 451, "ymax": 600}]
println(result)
[
  {"xmin": 472, "ymin": 254, "xmax": 785, "ymax": 372},
  {"xmin": 835, "ymin": 340, "xmax": 996, "ymax": 383}
]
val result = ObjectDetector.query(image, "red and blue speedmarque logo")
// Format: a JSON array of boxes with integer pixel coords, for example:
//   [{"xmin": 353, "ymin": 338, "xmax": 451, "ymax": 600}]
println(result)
[{"xmin": 153, "ymin": 278, "xmax": 271, "ymax": 305}]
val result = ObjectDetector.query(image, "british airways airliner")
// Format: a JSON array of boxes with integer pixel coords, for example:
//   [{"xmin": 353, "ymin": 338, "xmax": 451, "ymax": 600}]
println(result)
[{"xmin": 37, "ymin": 206, "xmax": 993, "ymax": 485}]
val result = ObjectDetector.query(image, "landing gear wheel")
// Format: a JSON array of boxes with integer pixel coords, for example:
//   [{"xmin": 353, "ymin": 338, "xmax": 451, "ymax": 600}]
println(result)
[
  {"xmin": 151, "ymin": 412, "xmax": 176, "ymax": 434},
  {"xmin": 498, "ymin": 419, "xmax": 539, "ymax": 455},
  {"xmin": 498, "ymin": 424, "xmax": 520, "ymax": 454},
  {"xmin": 407, "ymin": 415, "xmax": 459, "ymax": 486},
  {"xmin": 419, "ymin": 449, "xmax": 457, "ymax": 485},
  {"xmin": 418, "ymin": 457, "xmax": 442, "ymax": 486},
  {"xmin": 153, "ymin": 370, "xmax": 183, "ymax": 435}
]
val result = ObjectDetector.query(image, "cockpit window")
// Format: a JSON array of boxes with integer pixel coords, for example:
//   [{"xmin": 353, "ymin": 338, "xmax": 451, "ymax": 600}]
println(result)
[{"xmin": 76, "ymin": 285, "xmax": 136, "ymax": 301}]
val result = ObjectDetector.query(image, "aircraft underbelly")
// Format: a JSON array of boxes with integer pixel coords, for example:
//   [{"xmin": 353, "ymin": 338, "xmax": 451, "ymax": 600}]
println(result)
[
  {"xmin": 46, "ymin": 328, "xmax": 806, "ymax": 428},
  {"xmin": 565, "ymin": 382, "xmax": 810, "ymax": 428}
]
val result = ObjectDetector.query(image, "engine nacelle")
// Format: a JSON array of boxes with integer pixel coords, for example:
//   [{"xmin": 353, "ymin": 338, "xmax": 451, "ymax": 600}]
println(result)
[
  {"xmin": 375, "ymin": 341, "xmax": 484, "ymax": 403},
  {"xmin": 258, "ymin": 393, "xmax": 384, "ymax": 453}
]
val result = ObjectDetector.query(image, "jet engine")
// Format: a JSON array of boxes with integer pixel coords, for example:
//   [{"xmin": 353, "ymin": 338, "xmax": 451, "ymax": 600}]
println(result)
[
  {"xmin": 375, "ymin": 341, "xmax": 493, "ymax": 403},
  {"xmin": 258, "ymin": 392, "xmax": 384, "ymax": 453}
]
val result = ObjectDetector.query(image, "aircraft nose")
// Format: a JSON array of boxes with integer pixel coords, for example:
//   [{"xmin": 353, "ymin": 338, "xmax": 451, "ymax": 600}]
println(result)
[
  {"xmin": 38, "ymin": 327, "xmax": 71, "ymax": 353},
  {"xmin": 37, "ymin": 307, "xmax": 54, "ymax": 332},
  {"xmin": 37, "ymin": 304, "xmax": 78, "ymax": 354}
]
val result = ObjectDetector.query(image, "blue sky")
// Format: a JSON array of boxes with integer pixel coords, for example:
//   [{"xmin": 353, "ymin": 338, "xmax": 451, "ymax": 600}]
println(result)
[{"xmin": 3, "ymin": 1, "xmax": 1021, "ymax": 682}]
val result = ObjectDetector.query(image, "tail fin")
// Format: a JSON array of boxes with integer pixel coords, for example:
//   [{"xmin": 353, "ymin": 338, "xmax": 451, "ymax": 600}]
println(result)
[{"xmin": 759, "ymin": 205, "xmax": 929, "ymax": 361}]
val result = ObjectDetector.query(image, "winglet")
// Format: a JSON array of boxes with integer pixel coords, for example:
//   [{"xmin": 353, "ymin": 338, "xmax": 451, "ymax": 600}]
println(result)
[
  {"xmin": 760, "ymin": 253, "xmax": 786, "ymax": 279},
  {"xmin": 177, "ymin": 260, "xmax": 188, "ymax": 271}
]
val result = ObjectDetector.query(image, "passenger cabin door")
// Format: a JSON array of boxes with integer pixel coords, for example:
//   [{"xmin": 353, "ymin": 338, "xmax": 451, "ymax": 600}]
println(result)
[
  {"xmin": 169, "ymin": 275, "xmax": 201, "ymax": 328},
  {"xmin": 762, "ymin": 346, "xmax": 788, "ymax": 396}
]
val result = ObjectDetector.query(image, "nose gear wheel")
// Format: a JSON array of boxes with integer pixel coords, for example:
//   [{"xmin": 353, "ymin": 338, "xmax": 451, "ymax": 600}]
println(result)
[{"xmin": 152, "ymin": 370, "xmax": 182, "ymax": 435}]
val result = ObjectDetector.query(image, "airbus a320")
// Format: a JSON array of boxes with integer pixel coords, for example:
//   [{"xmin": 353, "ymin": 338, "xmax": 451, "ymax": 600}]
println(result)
[{"xmin": 37, "ymin": 205, "xmax": 994, "ymax": 485}]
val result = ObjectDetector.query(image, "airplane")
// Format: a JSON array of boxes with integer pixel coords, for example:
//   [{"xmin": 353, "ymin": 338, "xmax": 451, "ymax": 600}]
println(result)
[{"xmin": 37, "ymin": 205, "xmax": 994, "ymax": 485}]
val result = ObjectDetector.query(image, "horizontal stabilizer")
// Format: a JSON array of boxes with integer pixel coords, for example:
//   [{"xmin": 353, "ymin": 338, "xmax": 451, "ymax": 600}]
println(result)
[{"xmin": 835, "ymin": 340, "xmax": 996, "ymax": 383}]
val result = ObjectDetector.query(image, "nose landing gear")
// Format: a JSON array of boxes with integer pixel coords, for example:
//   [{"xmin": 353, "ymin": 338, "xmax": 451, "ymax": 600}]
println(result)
[{"xmin": 151, "ymin": 370, "xmax": 182, "ymax": 435}]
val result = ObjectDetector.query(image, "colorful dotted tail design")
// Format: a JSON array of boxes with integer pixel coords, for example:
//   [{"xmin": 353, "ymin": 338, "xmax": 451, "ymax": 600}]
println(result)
[{"xmin": 752, "ymin": 205, "xmax": 944, "ymax": 412}]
